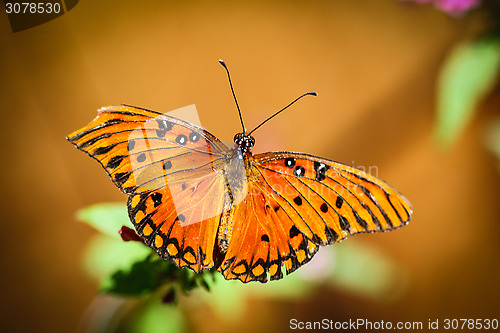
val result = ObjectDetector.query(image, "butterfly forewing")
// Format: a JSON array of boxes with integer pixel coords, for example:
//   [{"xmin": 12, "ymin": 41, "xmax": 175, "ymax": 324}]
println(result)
[
  {"xmin": 67, "ymin": 105, "xmax": 235, "ymax": 226},
  {"xmin": 254, "ymin": 152, "xmax": 412, "ymax": 245},
  {"xmin": 67, "ymin": 105, "xmax": 228, "ymax": 194}
]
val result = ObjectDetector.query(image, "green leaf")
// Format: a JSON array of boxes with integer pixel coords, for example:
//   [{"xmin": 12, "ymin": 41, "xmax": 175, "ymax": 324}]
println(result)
[
  {"xmin": 130, "ymin": 298, "xmax": 185, "ymax": 333},
  {"xmin": 77, "ymin": 202, "xmax": 132, "ymax": 238},
  {"xmin": 191, "ymin": 265, "xmax": 314, "ymax": 322},
  {"xmin": 83, "ymin": 234, "xmax": 152, "ymax": 282},
  {"xmin": 485, "ymin": 118, "xmax": 500, "ymax": 159},
  {"xmin": 99, "ymin": 251, "xmax": 217, "ymax": 297},
  {"xmin": 103, "ymin": 256, "xmax": 178, "ymax": 296},
  {"xmin": 436, "ymin": 38, "xmax": 500, "ymax": 147},
  {"xmin": 327, "ymin": 242, "xmax": 403, "ymax": 299}
]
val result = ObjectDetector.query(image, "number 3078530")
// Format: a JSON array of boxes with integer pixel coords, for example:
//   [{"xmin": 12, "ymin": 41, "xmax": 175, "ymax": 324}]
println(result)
[
  {"xmin": 5, "ymin": 2, "xmax": 61, "ymax": 14},
  {"xmin": 443, "ymin": 318, "xmax": 498, "ymax": 330}
]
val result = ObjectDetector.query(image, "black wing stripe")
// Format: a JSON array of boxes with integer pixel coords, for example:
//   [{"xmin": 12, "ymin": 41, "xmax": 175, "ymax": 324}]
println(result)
[{"xmin": 333, "ymin": 168, "xmax": 397, "ymax": 228}]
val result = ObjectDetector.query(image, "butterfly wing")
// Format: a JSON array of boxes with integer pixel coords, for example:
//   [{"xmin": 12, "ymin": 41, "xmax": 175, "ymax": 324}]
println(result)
[
  {"xmin": 67, "ymin": 105, "xmax": 228, "ymax": 194},
  {"xmin": 219, "ymin": 174, "xmax": 320, "ymax": 283},
  {"xmin": 219, "ymin": 151, "xmax": 412, "ymax": 283},
  {"xmin": 255, "ymin": 152, "xmax": 412, "ymax": 240},
  {"xmin": 68, "ymin": 106, "xmax": 412, "ymax": 280},
  {"xmin": 67, "ymin": 105, "xmax": 230, "ymax": 271},
  {"xmin": 127, "ymin": 184, "xmax": 224, "ymax": 272}
]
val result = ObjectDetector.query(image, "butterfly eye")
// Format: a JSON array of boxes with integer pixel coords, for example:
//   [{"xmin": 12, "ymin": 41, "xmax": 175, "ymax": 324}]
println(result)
[{"xmin": 234, "ymin": 133, "xmax": 246, "ymax": 145}]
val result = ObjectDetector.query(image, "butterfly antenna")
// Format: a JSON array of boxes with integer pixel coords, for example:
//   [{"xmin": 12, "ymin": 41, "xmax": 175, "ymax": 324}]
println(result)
[
  {"xmin": 219, "ymin": 59, "xmax": 246, "ymax": 133},
  {"xmin": 248, "ymin": 91, "xmax": 317, "ymax": 136}
]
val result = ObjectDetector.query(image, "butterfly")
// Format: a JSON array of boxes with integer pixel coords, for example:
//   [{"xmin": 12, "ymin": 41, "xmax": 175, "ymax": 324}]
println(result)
[{"xmin": 67, "ymin": 60, "xmax": 412, "ymax": 283}]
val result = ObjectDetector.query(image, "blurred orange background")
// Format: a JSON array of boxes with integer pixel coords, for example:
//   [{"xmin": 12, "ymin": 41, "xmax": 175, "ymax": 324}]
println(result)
[{"xmin": 1, "ymin": 1, "xmax": 500, "ymax": 332}]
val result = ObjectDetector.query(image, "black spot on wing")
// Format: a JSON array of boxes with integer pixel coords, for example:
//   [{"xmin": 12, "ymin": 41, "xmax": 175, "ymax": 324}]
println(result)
[
  {"xmin": 128, "ymin": 140, "xmax": 135, "ymax": 151},
  {"xmin": 336, "ymin": 196, "xmax": 344, "ymax": 209},
  {"xmin": 285, "ymin": 158, "xmax": 296, "ymax": 168},
  {"xmin": 156, "ymin": 119, "xmax": 174, "ymax": 137},
  {"xmin": 137, "ymin": 153, "xmax": 146, "ymax": 162},
  {"xmin": 189, "ymin": 132, "xmax": 200, "ymax": 142},
  {"xmin": 313, "ymin": 161, "xmax": 329, "ymax": 181},
  {"xmin": 293, "ymin": 196, "xmax": 302, "ymax": 206},
  {"xmin": 293, "ymin": 166, "xmax": 305, "ymax": 177},
  {"xmin": 289, "ymin": 225, "xmax": 300, "ymax": 238},
  {"xmin": 163, "ymin": 160, "xmax": 172, "ymax": 170},
  {"xmin": 176, "ymin": 134, "xmax": 188, "ymax": 145},
  {"xmin": 151, "ymin": 192, "xmax": 162, "ymax": 207}
]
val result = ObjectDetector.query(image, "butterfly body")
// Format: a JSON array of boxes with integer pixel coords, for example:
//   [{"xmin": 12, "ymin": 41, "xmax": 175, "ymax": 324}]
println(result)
[{"xmin": 68, "ymin": 104, "xmax": 412, "ymax": 283}]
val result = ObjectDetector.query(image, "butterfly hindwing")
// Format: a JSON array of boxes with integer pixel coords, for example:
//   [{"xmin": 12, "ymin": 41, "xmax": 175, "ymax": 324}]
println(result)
[
  {"xmin": 219, "ymin": 176, "xmax": 319, "ymax": 283},
  {"xmin": 127, "ymin": 186, "xmax": 221, "ymax": 272}
]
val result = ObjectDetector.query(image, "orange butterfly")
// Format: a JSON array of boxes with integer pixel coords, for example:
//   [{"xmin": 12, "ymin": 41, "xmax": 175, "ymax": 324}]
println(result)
[{"xmin": 67, "ymin": 60, "xmax": 412, "ymax": 283}]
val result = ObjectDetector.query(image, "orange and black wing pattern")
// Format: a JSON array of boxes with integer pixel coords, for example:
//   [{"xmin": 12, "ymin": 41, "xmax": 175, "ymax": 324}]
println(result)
[
  {"xmin": 255, "ymin": 152, "xmax": 411, "ymax": 241},
  {"xmin": 67, "ymin": 105, "xmax": 228, "ymax": 194},
  {"xmin": 219, "ymin": 171, "xmax": 320, "ymax": 283},
  {"xmin": 216, "ymin": 151, "xmax": 412, "ymax": 283},
  {"xmin": 67, "ymin": 105, "xmax": 229, "ymax": 272},
  {"xmin": 68, "ymin": 106, "xmax": 412, "ymax": 283},
  {"xmin": 254, "ymin": 152, "xmax": 412, "ymax": 242}
]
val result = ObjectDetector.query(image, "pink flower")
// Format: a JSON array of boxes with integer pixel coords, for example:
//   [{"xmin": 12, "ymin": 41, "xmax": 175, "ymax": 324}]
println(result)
[
  {"xmin": 435, "ymin": 0, "xmax": 481, "ymax": 16},
  {"xmin": 403, "ymin": 0, "xmax": 481, "ymax": 16}
]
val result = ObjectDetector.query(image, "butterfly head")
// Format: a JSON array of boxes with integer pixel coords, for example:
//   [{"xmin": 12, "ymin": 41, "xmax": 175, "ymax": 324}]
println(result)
[{"xmin": 234, "ymin": 132, "xmax": 255, "ymax": 153}]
